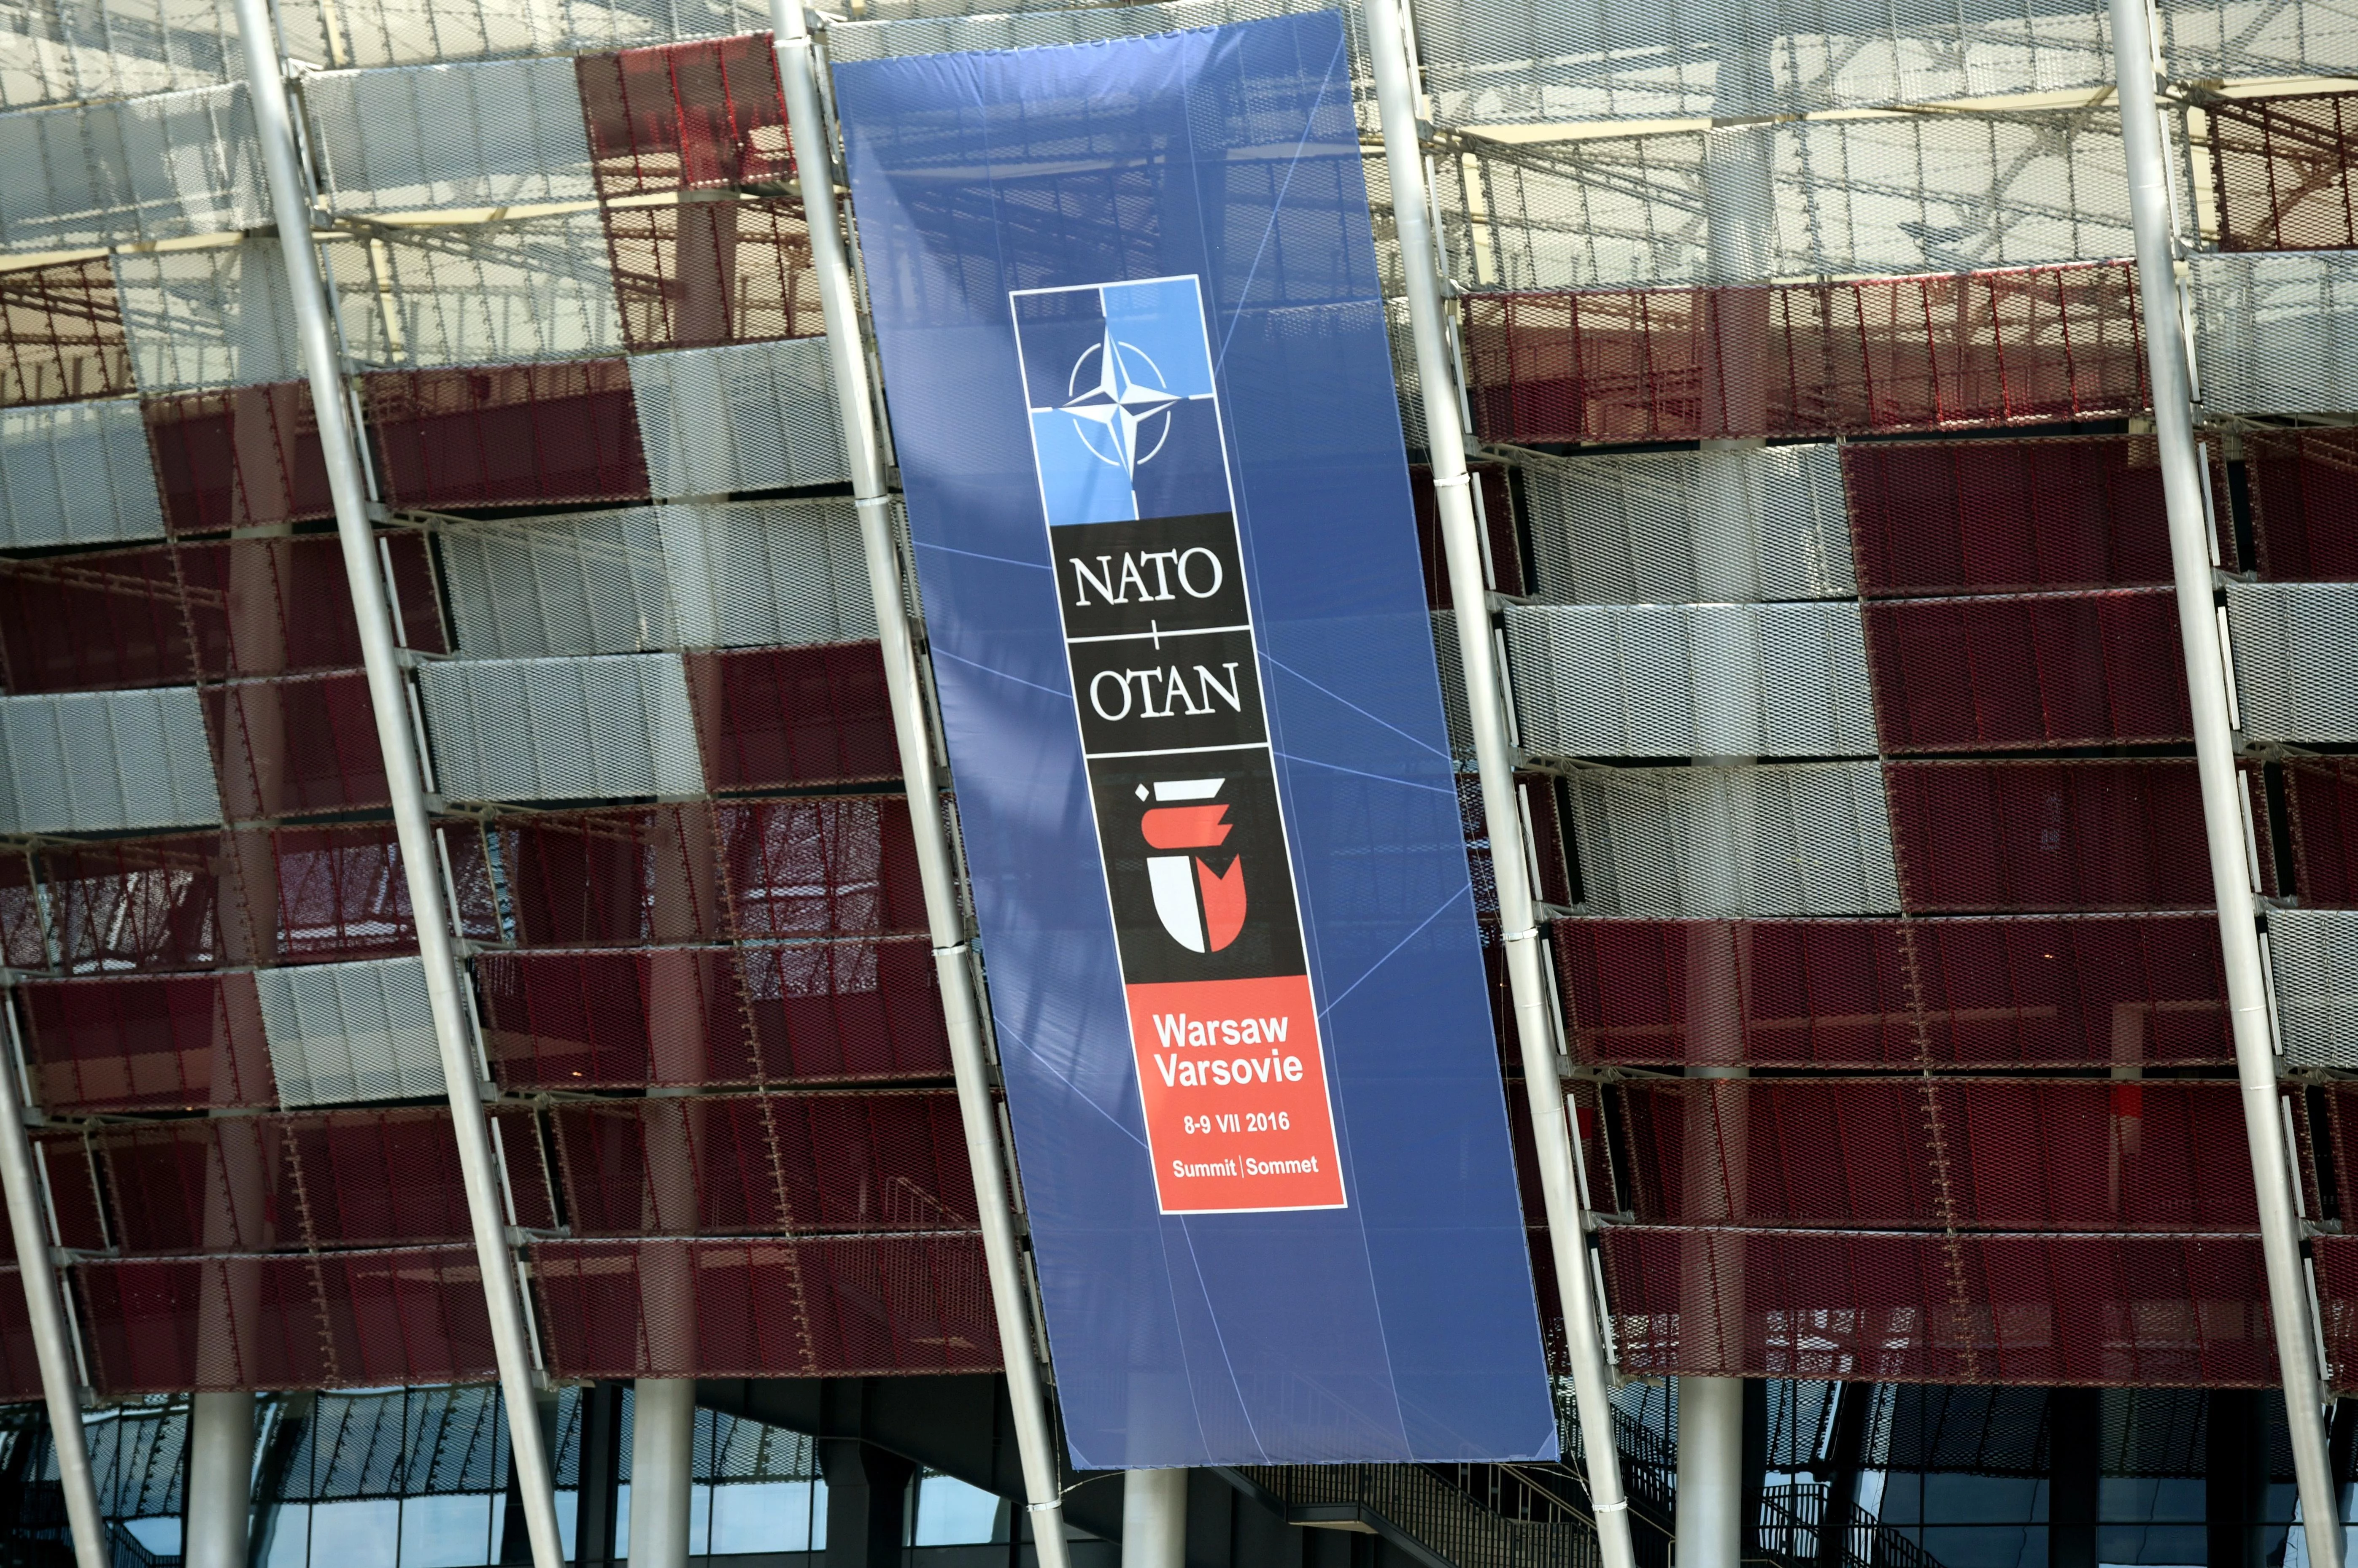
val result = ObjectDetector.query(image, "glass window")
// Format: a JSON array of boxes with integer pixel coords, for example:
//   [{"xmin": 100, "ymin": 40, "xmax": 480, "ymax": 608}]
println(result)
[{"xmin": 914, "ymin": 1476, "xmax": 1004, "ymax": 1546}]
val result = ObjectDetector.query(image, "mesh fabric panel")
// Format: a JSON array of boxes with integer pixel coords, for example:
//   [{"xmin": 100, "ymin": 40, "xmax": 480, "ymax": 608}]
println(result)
[
  {"xmin": 2245, "ymin": 425, "xmax": 2358, "ymax": 579},
  {"xmin": 364, "ymin": 361, "xmax": 650, "ymax": 509},
  {"xmin": 576, "ymin": 33, "xmax": 790, "ymax": 198},
  {"xmin": 142, "ymin": 381, "xmax": 334, "ymax": 535},
  {"xmin": 0, "ymin": 686, "xmax": 223, "ymax": 833},
  {"xmin": 2190, "ymin": 251, "xmax": 2358, "ymax": 415},
  {"xmin": 255, "ymin": 956, "xmax": 448, "ymax": 1107},
  {"xmin": 2286, "ymin": 757, "xmax": 2358, "ymax": 904},
  {"xmin": 0, "ymin": 257, "xmax": 132, "ymax": 407},
  {"xmin": 631, "ymin": 337, "xmax": 850, "ymax": 496},
  {"xmin": 203, "ymin": 671, "xmax": 390, "ymax": 821},
  {"xmin": 302, "ymin": 56, "xmax": 595, "ymax": 213},
  {"xmin": 0, "ymin": 398, "xmax": 167, "ymax": 547},
  {"xmin": 418, "ymin": 652, "xmax": 706, "ymax": 802},
  {"xmin": 687, "ymin": 643, "xmax": 900, "ymax": 790},
  {"xmin": 0, "ymin": 85, "xmax": 264, "ymax": 252},
  {"xmin": 14, "ymin": 972, "xmax": 276, "ymax": 1113},
  {"xmin": 2206, "ymin": 89, "xmax": 2358, "ymax": 251},
  {"xmin": 337, "ymin": 211, "xmax": 623, "ymax": 370},
  {"xmin": 606, "ymin": 198, "xmax": 821, "ymax": 351},
  {"xmin": 2225, "ymin": 582, "xmax": 2358, "ymax": 743}
]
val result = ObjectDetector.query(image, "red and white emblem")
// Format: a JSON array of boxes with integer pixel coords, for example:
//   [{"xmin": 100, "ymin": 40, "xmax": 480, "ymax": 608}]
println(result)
[{"xmin": 1140, "ymin": 778, "xmax": 1246, "ymax": 953}]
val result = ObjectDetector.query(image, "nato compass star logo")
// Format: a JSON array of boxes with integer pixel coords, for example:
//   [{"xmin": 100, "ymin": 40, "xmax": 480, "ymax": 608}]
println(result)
[{"xmin": 1061, "ymin": 330, "xmax": 1182, "ymax": 476}]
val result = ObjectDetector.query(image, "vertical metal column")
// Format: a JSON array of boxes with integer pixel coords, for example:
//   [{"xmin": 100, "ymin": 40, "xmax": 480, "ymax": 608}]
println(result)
[
  {"xmin": 1122, "ymin": 1468, "xmax": 1187, "ymax": 1568},
  {"xmin": 1675, "ymin": 1377, "xmax": 1743, "ymax": 1568},
  {"xmin": 183, "ymin": 1391, "xmax": 257, "ymax": 1568},
  {"xmin": 768, "ymin": 11, "xmax": 1072, "ymax": 1566},
  {"xmin": 629, "ymin": 1379, "xmax": 696, "ymax": 1568},
  {"xmin": 0, "ymin": 983, "xmax": 103, "ymax": 1568},
  {"xmin": 2108, "ymin": 0, "xmax": 2344, "ymax": 1558},
  {"xmin": 227, "ymin": 8, "xmax": 566, "ymax": 1568},
  {"xmin": 1357, "ymin": 1, "xmax": 1635, "ymax": 1565}
]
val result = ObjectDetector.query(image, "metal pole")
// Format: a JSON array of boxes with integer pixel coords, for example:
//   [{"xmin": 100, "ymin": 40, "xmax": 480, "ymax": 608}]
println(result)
[
  {"xmin": 1357, "ymin": 1, "xmax": 1635, "ymax": 1562},
  {"xmin": 1121, "ymin": 1469, "xmax": 1187, "ymax": 1568},
  {"xmin": 769, "ymin": 12, "xmax": 1072, "ymax": 1565},
  {"xmin": 1675, "ymin": 1377, "xmax": 1743, "ymax": 1568},
  {"xmin": 227, "ymin": 10, "xmax": 565, "ymax": 1568},
  {"xmin": 0, "ymin": 986, "xmax": 104, "ymax": 1568},
  {"xmin": 184, "ymin": 1391, "xmax": 257, "ymax": 1568},
  {"xmin": 628, "ymin": 1378, "xmax": 696, "ymax": 1568},
  {"xmin": 2109, "ymin": 0, "xmax": 2345, "ymax": 1559}
]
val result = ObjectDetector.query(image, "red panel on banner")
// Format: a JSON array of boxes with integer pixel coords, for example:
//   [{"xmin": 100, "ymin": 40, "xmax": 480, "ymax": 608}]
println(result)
[
  {"xmin": 205, "ymin": 671, "xmax": 389, "ymax": 821},
  {"xmin": 1460, "ymin": 264, "xmax": 2147, "ymax": 445},
  {"xmin": 1887, "ymin": 760, "xmax": 2228, "ymax": 911},
  {"xmin": 1554, "ymin": 914, "xmax": 2234, "ymax": 1068},
  {"xmin": 1843, "ymin": 436, "xmax": 2213, "ymax": 594},
  {"xmin": 1864, "ymin": 590, "xmax": 2192, "ymax": 752},
  {"xmin": 577, "ymin": 33, "xmax": 792, "ymax": 197},
  {"xmin": 2247, "ymin": 426, "xmax": 2358, "ymax": 579},
  {"xmin": 1611, "ymin": 1077, "xmax": 2256, "ymax": 1231},
  {"xmin": 530, "ymin": 1235, "xmax": 998, "ymax": 1379},
  {"xmin": 547, "ymin": 1091, "xmax": 975, "ymax": 1235},
  {"xmin": 365, "ymin": 362, "xmax": 650, "ymax": 509},
  {"xmin": 73, "ymin": 1248, "xmax": 496, "ymax": 1393},
  {"xmin": 15, "ymin": 972, "xmax": 275, "ymax": 1113},
  {"xmin": 476, "ymin": 939, "xmax": 950, "ymax": 1088},
  {"xmin": 0, "ymin": 257, "xmax": 132, "ymax": 407},
  {"xmin": 1597, "ymin": 1226, "xmax": 2275, "ymax": 1385},
  {"xmin": 2205, "ymin": 89, "xmax": 2358, "ymax": 251},
  {"xmin": 688, "ymin": 643, "xmax": 899, "ymax": 790},
  {"xmin": 143, "ymin": 382, "xmax": 335, "ymax": 535},
  {"xmin": 606, "ymin": 199, "xmax": 819, "ymax": 350}
]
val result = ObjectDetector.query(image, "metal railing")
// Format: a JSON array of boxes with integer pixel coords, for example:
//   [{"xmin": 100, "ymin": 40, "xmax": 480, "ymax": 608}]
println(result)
[
  {"xmin": 1236, "ymin": 1463, "xmax": 1603, "ymax": 1568},
  {"xmin": 1757, "ymin": 1483, "xmax": 1947, "ymax": 1568}
]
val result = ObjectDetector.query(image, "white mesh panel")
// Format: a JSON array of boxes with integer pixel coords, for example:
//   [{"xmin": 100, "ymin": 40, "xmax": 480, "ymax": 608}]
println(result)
[
  {"xmin": 302, "ymin": 57, "xmax": 595, "ymax": 214},
  {"xmin": 0, "ymin": 399, "xmax": 168, "ymax": 547},
  {"xmin": 1507, "ymin": 602, "xmax": 1877, "ymax": 758},
  {"xmin": 826, "ymin": 0, "xmax": 1352, "ymax": 62},
  {"xmin": 2226, "ymin": 582, "xmax": 2358, "ymax": 744},
  {"xmin": 418, "ymin": 652, "xmax": 706, "ymax": 802},
  {"xmin": 0, "ymin": 86, "xmax": 264, "ymax": 252},
  {"xmin": 1442, "ymin": 116, "xmax": 2129, "ymax": 291},
  {"xmin": 631, "ymin": 338, "xmax": 851, "ymax": 498},
  {"xmin": 256, "ymin": 957, "xmax": 450, "ymax": 1107},
  {"xmin": 335, "ymin": 210, "xmax": 622, "ymax": 369},
  {"xmin": 275, "ymin": 0, "xmax": 770, "ymax": 69},
  {"xmin": 2269, "ymin": 908, "xmax": 2358, "ymax": 1067},
  {"xmin": 2161, "ymin": 0, "xmax": 2358, "ymax": 78},
  {"xmin": 0, "ymin": 0, "xmax": 240, "ymax": 112},
  {"xmin": 116, "ymin": 239, "xmax": 374, "ymax": 391},
  {"xmin": 0, "ymin": 687, "xmax": 223, "ymax": 833},
  {"xmin": 1411, "ymin": 0, "xmax": 2115, "ymax": 125},
  {"xmin": 1521, "ymin": 445, "xmax": 1853, "ymax": 604},
  {"xmin": 2190, "ymin": 251, "xmax": 2358, "ymax": 416},
  {"xmin": 1565, "ymin": 760, "xmax": 1902, "ymax": 916},
  {"xmin": 437, "ymin": 499, "xmax": 876, "ymax": 657}
]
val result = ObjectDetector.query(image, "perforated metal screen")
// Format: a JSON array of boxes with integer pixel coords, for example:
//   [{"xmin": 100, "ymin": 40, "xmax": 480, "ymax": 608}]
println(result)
[
  {"xmin": 1564, "ymin": 760, "xmax": 1901, "ymax": 917},
  {"xmin": 273, "ymin": 0, "xmax": 772, "ymax": 70},
  {"xmin": 15, "ymin": 972, "xmax": 278, "ymax": 1114},
  {"xmin": 113, "ymin": 241, "xmax": 341, "ymax": 393},
  {"xmin": 0, "ymin": 0, "xmax": 242, "ymax": 109},
  {"xmin": 1519, "ymin": 444, "xmax": 1852, "ymax": 604},
  {"xmin": 2161, "ymin": 0, "xmax": 2358, "ymax": 80},
  {"xmin": 255, "ymin": 957, "xmax": 448, "ymax": 1107},
  {"xmin": 606, "ymin": 197, "xmax": 820, "ymax": 351},
  {"xmin": 336, "ymin": 211, "xmax": 624, "ymax": 370},
  {"xmin": 0, "ymin": 398, "xmax": 167, "ymax": 547},
  {"xmin": 2226, "ymin": 582, "xmax": 2358, "ymax": 743},
  {"xmin": 142, "ymin": 381, "xmax": 335, "ymax": 535},
  {"xmin": 0, "ymin": 687, "xmax": 222, "ymax": 834},
  {"xmin": 2266, "ymin": 908, "xmax": 2358, "ymax": 1067},
  {"xmin": 577, "ymin": 32, "xmax": 790, "ymax": 197},
  {"xmin": 302, "ymin": 57, "xmax": 596, "ymax": 213},
  {"xmin": 419, "ymin": 652, "xmax": 706, "ymax": 803},
  {"xmin": 2245, "ymin": 425, "xmax": 2358, "ymax": 579},
  {"xmin": 365, "ymin": 360, "xmax": 651, "ymax": 509},
  {"xmin": 0, "ymin": 257, "xmax": 134, "ymax": 407},
  {"xmin": 1507, "ymin": 602, "xmax": 1877, "ymax": 758},
  {"xmin": 2191, "ymin": 251, "xmax": 2358, "ymax": 415},
  {"xmin": 204, "ymin": 671, "xmax": 391, "ymax": 821},
  {"xmin": 631, "ymin": 337, "xmax": 851, "ymax": 496},
  {"xmin": 0, "ymin": 85, "xmax": 264, "ymax": 253}
]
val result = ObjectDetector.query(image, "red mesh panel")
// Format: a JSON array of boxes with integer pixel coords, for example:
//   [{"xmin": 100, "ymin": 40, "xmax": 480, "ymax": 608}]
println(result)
[
  {"xmin": 1864, "ymin": 590, "xmax": 2192, "ymax": 752},
  {"xmin": 1598, "ymin": 1226, "xmax": 2274, "ymax": 1385},
  {"xmin": 606, "ymin": 198, "xmax": 818, "ymax": 351},
  {"xmin": 1460, "ymin": 264, "xmax": 2147, "ymax": 445},
  {"xmin": 2205, "ymin": 90, "xmax": 2358, "ymax": 251},
  {"xmin": 1505, "ymin": 1076, "xmax": 1618, "ymax": 1221},
  {"xmin": 73, "ymin": 1248, "xmax": 496, "ymax": 1393},
  {"xmin": 36, "ymin": 1134, "xmax": 106, "ymax": 1251},
  {"xmin": 2245, "ymin": 426, "xmax": 2358, "ymax": 579},
  {"xmin": 1554, "ymin": 915, "xmax": 2234, "ymax": 1069},
  {"xmin": 1843, "ymin": 436, "xmax": 2212, "ymax": 595},
  {"xmin": 1613, "ymin": 1078, "xmax": 2256, "ymax": 1231},
  {"xmin": 531, "ymin": 1235, "xmax": 997, "ymax": 1379},
  {"xmin": 1886, "ymin": 760, "xmax": 2229, "ymax": 912},
  {"xmin": 718, "ymin": 795, "xmax": 927, "ymax": 938},
  {"xmin": 496, "ymin": 803, "xmax": 727, "ymax": 946},
  {"xmin": 84, "ymin": 1107, "xmax": 549, "ymax": 1253},
  {"xmin": 2287, "ymin": 757, "xmax": 2358, "ymax": 905},
  {"xmin": 365, "ymin": 362, "xmax": 650, "ymax": 509},
  {"xmin": 205, "ymin": 671, "xmax": 389, "ymax": 821},
  {"xmin": 0, "ymin": 1268, "xmax": 42, "ymax": 1402},
  {"xmin": 275, "ymin": 821, "xmax": 501, "ymax": 963},
  {"xmin": 2312, "ymin": 1235, "xmax": 2358, "ymax": 1391},
  {"xmin": 577, "ymin": 33, "xmax": 791, "ymax": 197},
  {"xmin": 476, "ymin": 941, "xmax": 951, "ymax": 1089},
  {"xmin": 0, "ymin": 546, "xmax": 190, "ymax": 692},
  {"xmin": 0, "ymin": 848, "xmax": 42, "ymax": 969},
  {"xmin": 688, "ymin": 643, "xmax": 899, "ymax": 791},
  {"xmin": 175, "ymin": 533, "xmax": 447, "ymax": 671},
  {"xmin": 1409, "ymin": 462, "xmax": 1521, "ymax": 604},
  {"xmin": 548, "ymin": 1091, "xmax": 974, "ymax": 1236},
  {"xmin": 41, "ymin": 832, "xmax": 256, "ymax": 972},
  {"xmin": 143, "ymin": 382, "xmax": 335, "ymax": 535},
  {"xmin": 0, "ymin": 257, "xmax": 132, "ymax": 407},
  {"xmin": 15, "ymin": 972, "xmax": 275, "ymax": 1113}
]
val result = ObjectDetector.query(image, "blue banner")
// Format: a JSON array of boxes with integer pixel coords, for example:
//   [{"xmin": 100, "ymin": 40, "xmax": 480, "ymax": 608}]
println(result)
[{"xmin": 835, "ymin": 13, "xmax": 1556, "ymax": 1467}]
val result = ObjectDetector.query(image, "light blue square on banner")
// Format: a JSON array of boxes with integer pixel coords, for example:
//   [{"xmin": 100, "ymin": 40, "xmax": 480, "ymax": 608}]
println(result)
[
  {"xmin": 1101, "ymin": 278, "xmax": 1214, "ymax": 397},
  {"xmin": 1029, "ymin": 409, "xmax": 1136, "ymax": 528}
]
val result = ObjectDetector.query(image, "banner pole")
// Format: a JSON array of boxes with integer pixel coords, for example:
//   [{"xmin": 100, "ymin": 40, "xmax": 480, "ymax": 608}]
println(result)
[
  {"xmin": 771, "ymin": 13, "xmax": 1074, "ymax": 1563},
  {"xmin": 2109, "ymin": 0, "xmax": 2345, "ymax": 1555},
  {"xmin": 229, "ymin": 7, "xmax": 567, "ymax": 1565},
  {"xmin": 1357, "ymin": 0, "xmax": 1639, "ymax": 1557}
]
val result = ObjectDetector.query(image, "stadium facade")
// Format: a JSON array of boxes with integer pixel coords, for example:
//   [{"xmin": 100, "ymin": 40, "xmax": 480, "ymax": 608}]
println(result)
[{"xmin": 0, "ymin": 0, "xmax": 2356, "ymax": 1564}]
